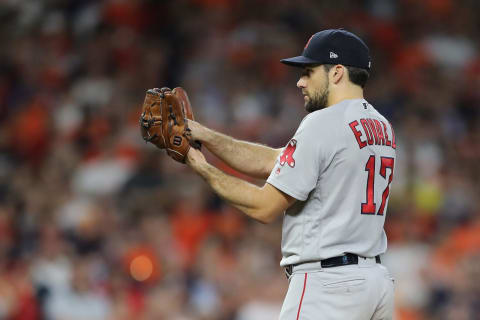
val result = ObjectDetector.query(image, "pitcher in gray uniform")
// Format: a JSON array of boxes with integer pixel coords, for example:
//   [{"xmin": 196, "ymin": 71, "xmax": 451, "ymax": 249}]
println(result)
[{"xmin": 185, "ymin": 29, "xmax": 395, "ymax": 320}]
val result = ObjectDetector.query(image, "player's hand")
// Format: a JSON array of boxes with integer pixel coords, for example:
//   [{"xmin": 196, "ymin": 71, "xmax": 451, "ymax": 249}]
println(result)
[{"xmin": 186, "ymin": 147, "xmax": 207, "ymax": 171}]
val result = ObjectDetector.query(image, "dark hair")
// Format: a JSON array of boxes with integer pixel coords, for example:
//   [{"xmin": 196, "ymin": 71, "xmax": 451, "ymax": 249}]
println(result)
[{"xmin": 323, "ymin": 64, "xmax": 369, "ymax": 88}]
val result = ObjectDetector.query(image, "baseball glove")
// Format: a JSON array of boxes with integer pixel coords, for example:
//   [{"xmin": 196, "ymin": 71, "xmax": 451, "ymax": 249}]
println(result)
[{"xmin": 139, "ymin": 87, "xmax": 201, "ymax": 163}]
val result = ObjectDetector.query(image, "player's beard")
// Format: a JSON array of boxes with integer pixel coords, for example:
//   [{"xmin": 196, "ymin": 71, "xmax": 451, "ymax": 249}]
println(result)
[{"xmin": 305, "ymin": 82, "xmax": 329, "ymax": 113}]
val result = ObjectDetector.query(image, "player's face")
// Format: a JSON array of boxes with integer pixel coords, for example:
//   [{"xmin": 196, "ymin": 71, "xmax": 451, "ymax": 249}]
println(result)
[{"xmin": 297, "ymin": 65, "xmax": 329, "ymax": 113}]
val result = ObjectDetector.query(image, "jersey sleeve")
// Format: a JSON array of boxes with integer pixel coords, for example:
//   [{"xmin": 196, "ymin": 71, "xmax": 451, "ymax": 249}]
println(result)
[{"xmin": 267, "ymin": 112, "xmax": 336, "ymax": 201}]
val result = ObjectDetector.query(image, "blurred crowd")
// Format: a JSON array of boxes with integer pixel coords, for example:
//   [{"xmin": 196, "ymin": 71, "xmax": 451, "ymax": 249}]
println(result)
[{"xmin": 0, "ymin": 0, "xmax": 479, "ymax": 319}]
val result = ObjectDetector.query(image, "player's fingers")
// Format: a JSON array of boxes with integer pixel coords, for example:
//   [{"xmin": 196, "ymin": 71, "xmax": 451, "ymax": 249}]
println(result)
[{"xmin": 160, "ymin": 87, "xmax": 171, "ymax": 94}]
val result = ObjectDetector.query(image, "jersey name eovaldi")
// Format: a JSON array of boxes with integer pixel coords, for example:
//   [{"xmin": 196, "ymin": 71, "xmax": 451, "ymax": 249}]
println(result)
[{"xmin": 267, "ymin": 99, "xmax": 396, "ymax": 267}]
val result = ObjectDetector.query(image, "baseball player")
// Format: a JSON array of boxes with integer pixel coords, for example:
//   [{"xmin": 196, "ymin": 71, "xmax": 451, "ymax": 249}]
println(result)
[{"xmin": 186, "ymin": 29, "xmax": 395, "ymax": 319}]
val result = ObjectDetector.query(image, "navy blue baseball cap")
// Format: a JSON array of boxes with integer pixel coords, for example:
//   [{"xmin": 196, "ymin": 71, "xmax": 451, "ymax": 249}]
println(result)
[{"xmin": 281, "ymin": 29, "xmax": 371, "ymax": 70}]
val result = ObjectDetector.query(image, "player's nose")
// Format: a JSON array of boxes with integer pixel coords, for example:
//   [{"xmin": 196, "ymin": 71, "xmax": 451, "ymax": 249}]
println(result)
[{"xmin": 297, "ymin": 77, "xmax": 306, "ymax": 89}]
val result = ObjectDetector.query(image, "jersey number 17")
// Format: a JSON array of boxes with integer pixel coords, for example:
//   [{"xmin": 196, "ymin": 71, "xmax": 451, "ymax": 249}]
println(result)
[{"xmin": 361, "ymin": 155, "xmax": 394, "ymax": 216}]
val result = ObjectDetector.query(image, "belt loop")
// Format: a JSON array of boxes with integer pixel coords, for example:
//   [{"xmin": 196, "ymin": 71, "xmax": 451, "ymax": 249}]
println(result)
[{"xmin": 285, "ymin": 265, "xmax": 293, "ymax": 279}]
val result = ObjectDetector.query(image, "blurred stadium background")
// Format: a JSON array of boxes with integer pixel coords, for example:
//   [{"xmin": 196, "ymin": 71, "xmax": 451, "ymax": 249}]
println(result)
[{"xmin": 0, "ymin": 0, "xmax": 479, "ymax": 319}]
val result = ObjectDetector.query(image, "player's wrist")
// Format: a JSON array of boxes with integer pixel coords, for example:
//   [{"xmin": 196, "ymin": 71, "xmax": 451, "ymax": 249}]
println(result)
[
  {"xmin": 187, "ymin": 120, "xmax": 208, "ymax": 142},
  {"xmin": 186, "ymin": 149, "xmax": 206, "ymax": 172},
  {"xmin": 198, "ymin": 125, "xmax": 216, "ymax": 146},
  {"xmin": 192, "ymin": 162, "xmax": 213, "ymax": 183}
]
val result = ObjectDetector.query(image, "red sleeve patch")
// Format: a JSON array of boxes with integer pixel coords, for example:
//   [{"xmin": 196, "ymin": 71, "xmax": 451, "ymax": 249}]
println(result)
[{"xmin": 280, "ymin": 139, "xmax": 297, "ymax": 168}]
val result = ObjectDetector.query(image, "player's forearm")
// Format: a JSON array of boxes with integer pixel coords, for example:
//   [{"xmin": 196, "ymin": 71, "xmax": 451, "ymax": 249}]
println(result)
[
  {"xmin": 194, "ymin": 162, "xmax": 274, "ymax": 223},
  {"xmin": 199, "ymin": 126, "xmax": 280, "ymax": 179}
]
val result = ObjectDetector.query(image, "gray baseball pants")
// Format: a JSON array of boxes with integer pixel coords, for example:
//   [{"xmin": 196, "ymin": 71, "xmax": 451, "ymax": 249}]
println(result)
[{"xmin": 279, "ymin": 257, "xmax": 394, "ymax": 320}]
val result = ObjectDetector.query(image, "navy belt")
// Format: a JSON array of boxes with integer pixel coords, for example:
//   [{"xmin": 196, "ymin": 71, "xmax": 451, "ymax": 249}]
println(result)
[{"xmin": 284, "ymin": 253, "xmax": 381, "ymax": 278}]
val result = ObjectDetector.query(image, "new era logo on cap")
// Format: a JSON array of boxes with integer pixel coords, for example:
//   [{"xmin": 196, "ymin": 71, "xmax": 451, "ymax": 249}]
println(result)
[{"xmin": 330, "ymin": 51, "xmax": 338, "ymax": 59}]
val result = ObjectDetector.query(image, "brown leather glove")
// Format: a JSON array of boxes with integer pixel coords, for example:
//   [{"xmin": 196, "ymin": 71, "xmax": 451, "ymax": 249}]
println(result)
[
  {"xmin": 139, "ymin": 87, "xmax": 201, "ymax": 163},
  {"xmin": 139, "ymin": 88, "xmax": 167, "ymax": 148}
]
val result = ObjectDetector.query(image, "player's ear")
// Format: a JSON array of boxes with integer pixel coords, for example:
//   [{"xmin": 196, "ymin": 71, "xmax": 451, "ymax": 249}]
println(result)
[{"xmin": 330, "ymin": 65, "xmax": 345, "ymax": 84}]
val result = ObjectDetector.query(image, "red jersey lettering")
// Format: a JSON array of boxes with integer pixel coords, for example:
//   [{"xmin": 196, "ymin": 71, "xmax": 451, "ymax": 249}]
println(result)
[
  {"xmin": 349, "ymin": 120, "xmax": 367, "ymax": 149},
  {"xmin": 374, "ymin": 120, "xmax": 385, "ymax": 145},
  {"xmin": 381, "ymin": 121, "xmax": 391, "ymax": 147},
  {"xmin": 366, "ymin": 119, "xmax": 379, "ymax": 145},
  {"xmin": 360, "ymin": 119, "xmax": 374, "ymax": 145}
]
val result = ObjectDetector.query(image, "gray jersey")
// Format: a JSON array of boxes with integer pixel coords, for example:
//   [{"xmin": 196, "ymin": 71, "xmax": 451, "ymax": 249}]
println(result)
[{"xmin": 267, "ymin": 99, "xmax": 396, "ymax": 267}]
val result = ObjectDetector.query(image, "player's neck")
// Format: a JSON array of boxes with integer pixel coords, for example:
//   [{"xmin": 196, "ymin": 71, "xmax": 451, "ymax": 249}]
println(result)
[{"xmin": 327, "ymin": 86, "xmax": 364, "ymax": 107}]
